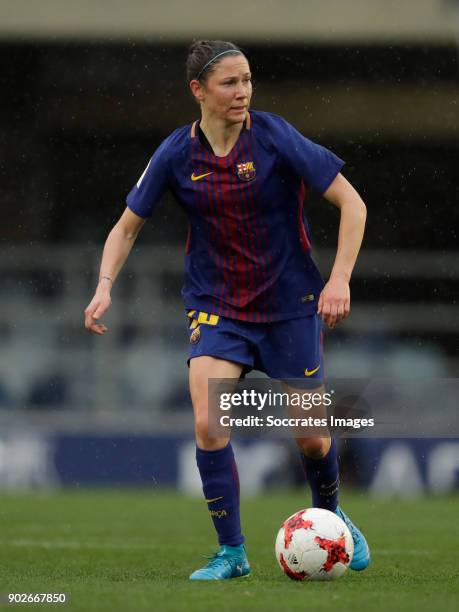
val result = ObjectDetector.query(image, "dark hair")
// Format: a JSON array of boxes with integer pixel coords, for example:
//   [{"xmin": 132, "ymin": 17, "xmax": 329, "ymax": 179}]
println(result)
[{"xmin": 186, "ymin": 40, "xmax": 244, "ymax": 83}]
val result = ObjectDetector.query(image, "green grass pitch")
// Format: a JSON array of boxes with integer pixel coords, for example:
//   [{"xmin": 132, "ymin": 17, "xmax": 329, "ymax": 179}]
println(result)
[{"xmin": 1, "ymin": 490, "xmax": 458, "ymax": 611}]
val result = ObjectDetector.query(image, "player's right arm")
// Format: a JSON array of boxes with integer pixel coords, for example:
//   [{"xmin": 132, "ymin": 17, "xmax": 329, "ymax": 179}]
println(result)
[
  {"xmin": 84, "ymin": 129, "xmax": 177, "ymax": 334},
  {"xmin": 84, "ymin": 207, "xmax": 146, "ymax": 334}
]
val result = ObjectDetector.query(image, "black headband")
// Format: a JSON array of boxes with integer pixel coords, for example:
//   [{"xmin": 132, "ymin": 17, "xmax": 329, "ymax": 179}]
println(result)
[{"xmin": 195, "ymin": 50, "xmax": 242, "ymax": 80}]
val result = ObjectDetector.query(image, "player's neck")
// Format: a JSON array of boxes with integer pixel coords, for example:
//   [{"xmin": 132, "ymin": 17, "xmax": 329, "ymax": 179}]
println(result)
[{"xmin": 199, "ymin": 116, "xmax": 243, "ymax": 157}]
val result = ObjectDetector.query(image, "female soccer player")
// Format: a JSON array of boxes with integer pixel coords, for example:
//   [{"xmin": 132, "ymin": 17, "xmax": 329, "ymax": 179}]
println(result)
[{"xmin": 85, "ymin": 40, "xmax": 369, "ymax": 580}]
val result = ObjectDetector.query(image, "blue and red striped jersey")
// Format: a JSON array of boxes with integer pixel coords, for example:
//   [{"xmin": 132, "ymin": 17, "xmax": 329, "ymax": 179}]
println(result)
[{"xmin": 126, "ymin": 110, "xmax": 344, "ymax": 322}]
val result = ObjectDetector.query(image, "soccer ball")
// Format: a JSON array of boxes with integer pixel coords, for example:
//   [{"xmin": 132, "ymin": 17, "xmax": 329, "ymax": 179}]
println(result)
[{"xmin": 275, "ymin": 508, "xmax": 354, "ymax": 581}]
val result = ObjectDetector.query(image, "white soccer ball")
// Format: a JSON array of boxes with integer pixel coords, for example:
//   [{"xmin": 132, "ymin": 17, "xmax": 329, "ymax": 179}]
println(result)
[{"xmin": 275, "ymin": 507, "xmax": 354, "ymax": 581}]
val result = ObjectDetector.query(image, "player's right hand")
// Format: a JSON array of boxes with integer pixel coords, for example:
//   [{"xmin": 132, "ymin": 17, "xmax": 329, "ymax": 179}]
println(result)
[{"xmin": 84, "ymin": 286, "xmax": 112, "ymax": 334}]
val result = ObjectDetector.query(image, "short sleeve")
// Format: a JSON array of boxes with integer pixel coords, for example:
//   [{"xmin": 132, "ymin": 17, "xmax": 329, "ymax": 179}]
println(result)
[
  {"xmin": 126, "ymin": 138, "xmax": 170, "ymax": 218},
  {"xmin": 271, "ymin": 115, "xmax": 345, "ymax": 194}
]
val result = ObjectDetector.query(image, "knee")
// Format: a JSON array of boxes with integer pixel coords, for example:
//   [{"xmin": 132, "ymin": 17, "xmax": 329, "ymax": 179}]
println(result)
[
  {"xmin": 194, "ymin": 409, "xmax": 210, "ymax": 443},
  {"xmin": 194, "ymin": 405, "xmax": 229, "ymax": 451},
  {"xmin": 296, "ymin": 437, "xmax": 330, "ymax": 459}
]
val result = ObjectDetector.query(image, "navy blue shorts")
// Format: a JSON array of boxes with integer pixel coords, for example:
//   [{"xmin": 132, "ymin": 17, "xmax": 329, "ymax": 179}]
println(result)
[{"xmin": 186, "ymin": 310, "xmax": 324, "ymax": 379}]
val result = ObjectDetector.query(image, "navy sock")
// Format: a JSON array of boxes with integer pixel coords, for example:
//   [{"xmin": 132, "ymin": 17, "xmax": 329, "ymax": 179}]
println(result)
[
  {"xmin": 196, "ymin": 443, "xmax": 244, "ymax": 547},
  {"xmin": 300, "ymin": 438, "xmax": 339, "ymax": 511}
]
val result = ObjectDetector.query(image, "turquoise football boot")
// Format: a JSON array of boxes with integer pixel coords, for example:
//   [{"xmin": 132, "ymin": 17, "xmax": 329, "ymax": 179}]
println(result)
[
  {"xmin": 189, "ymin": 544, "xmax": 251, "ymax": 581},
  {"xmin": 335, "ymin": 506, "xmax": 371, "ymax": 571}
]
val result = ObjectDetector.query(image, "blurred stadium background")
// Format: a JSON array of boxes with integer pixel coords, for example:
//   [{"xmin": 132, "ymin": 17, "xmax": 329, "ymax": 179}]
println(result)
[{"xmin": 0, "ymin": 0, "xmax": 458, "ymax": 496}]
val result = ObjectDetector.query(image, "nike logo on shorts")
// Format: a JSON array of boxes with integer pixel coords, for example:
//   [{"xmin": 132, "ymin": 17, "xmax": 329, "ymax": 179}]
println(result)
[{"xmin": 304, "ymin": 365, "xmax": 321, "ymax": 377}]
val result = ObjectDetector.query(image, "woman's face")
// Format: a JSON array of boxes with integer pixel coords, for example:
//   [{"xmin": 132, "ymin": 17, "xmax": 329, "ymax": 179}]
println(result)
[{"xmin": 193, "ymin": 55, "xmax": 252, "ymax": 124}]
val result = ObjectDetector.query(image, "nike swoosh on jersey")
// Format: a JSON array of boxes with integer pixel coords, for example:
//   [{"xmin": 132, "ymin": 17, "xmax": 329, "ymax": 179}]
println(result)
[
  {"xmin": 304, "ymin": 365, "xmax": 321, "ymax": 377},
  {"xmin": 191, "ymin": 171, "xmax": 213, "ymax": 181},
  {"xmin": 205, "ymin": 496, "xmax": 223, "ymax": 504}
]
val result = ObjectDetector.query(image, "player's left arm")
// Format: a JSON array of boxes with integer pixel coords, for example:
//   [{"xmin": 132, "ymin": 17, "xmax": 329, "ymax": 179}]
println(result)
[{"xmin": 319, "ymin": 173, "xmax": 367, "ymax": 329}]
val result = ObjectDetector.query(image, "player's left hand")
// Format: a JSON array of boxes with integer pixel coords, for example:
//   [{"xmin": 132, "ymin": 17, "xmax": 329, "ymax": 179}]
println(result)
[{"xmin": 317, "ymin": 275, "xmax": 350, "ymax": 329}]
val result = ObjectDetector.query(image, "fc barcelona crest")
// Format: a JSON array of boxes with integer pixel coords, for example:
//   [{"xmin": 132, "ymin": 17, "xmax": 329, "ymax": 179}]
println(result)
[
  {"xmin": 190, "ymin": 325, "xmax": 201, "ymax": 345},
  {"xmin": 236, "ymin": 161, "xmax": 256, "ymax": 182}
]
